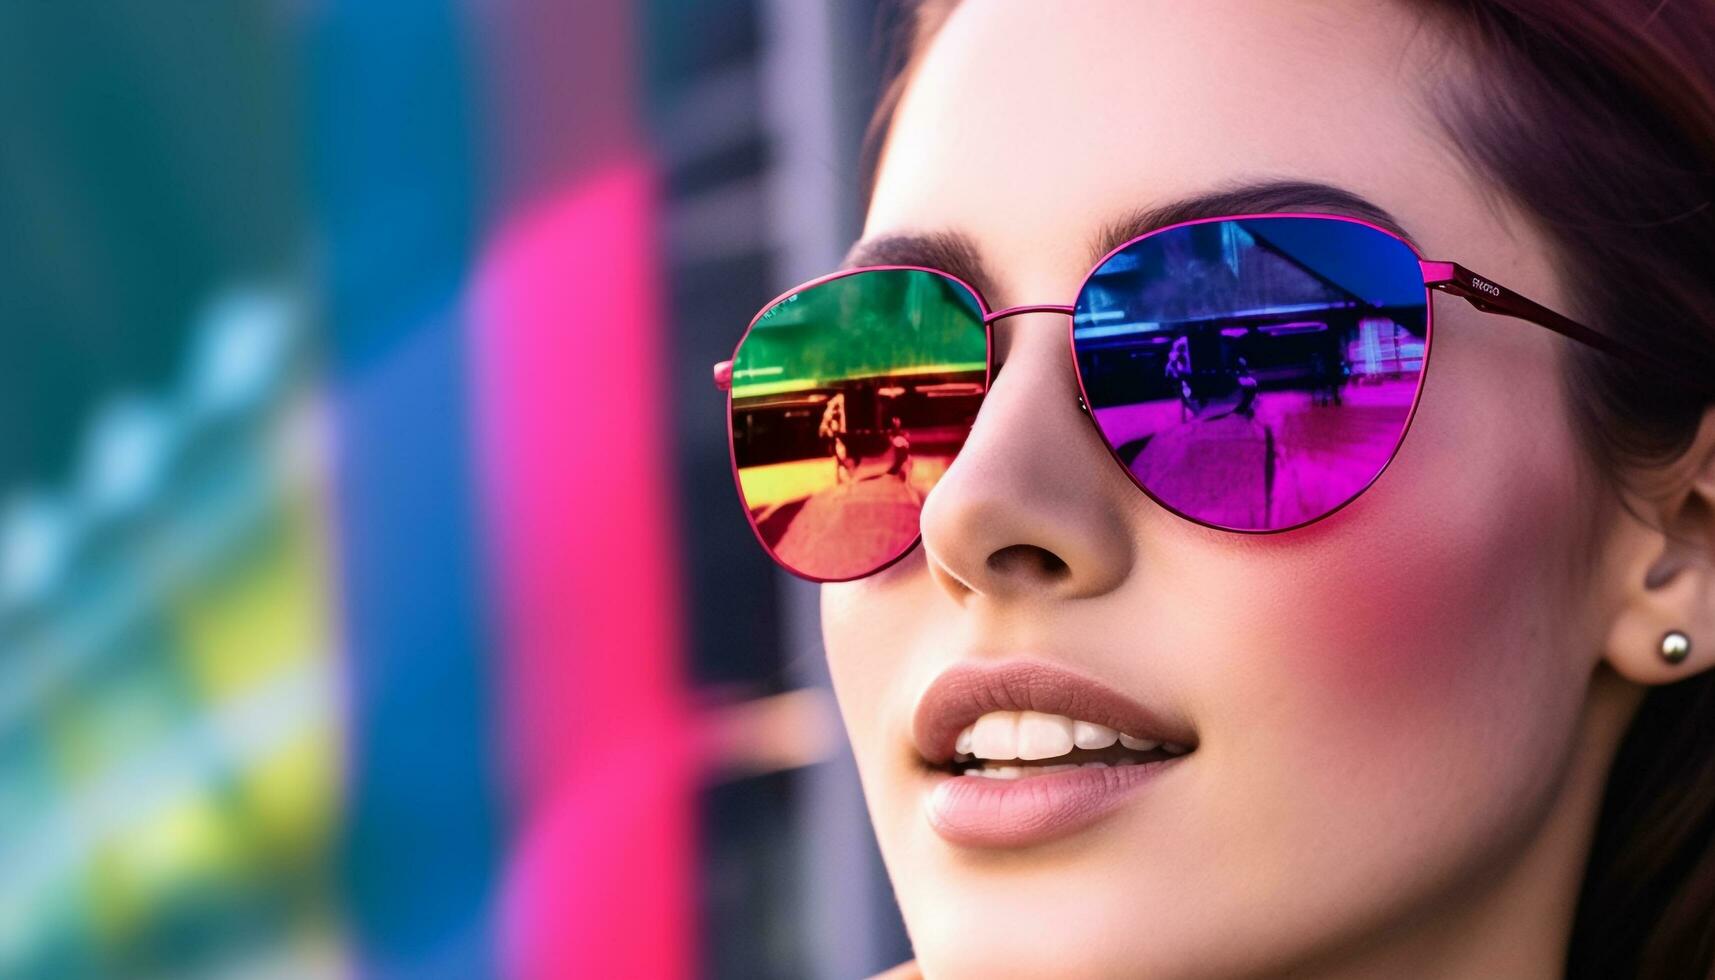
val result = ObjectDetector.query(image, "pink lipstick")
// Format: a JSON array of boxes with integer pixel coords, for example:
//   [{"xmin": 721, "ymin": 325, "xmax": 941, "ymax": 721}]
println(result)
[{"xmin": 912, "ymin": 660, "xmax": 1196, "ymax": 848}]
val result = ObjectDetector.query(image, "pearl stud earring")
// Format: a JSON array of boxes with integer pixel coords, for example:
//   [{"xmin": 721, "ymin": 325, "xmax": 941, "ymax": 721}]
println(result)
[{"xmin": 1660, "ymin": 630, "xmax": 1692, "ymax": 665}]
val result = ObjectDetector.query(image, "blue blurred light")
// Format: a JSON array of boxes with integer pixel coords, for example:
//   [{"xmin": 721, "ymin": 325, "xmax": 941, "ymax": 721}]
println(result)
[
  {"xmin": 78, "ymin": 396, "xmax": 173, "ymax": 519},
  {"xmin": 0, "ymin": 493, "xmax": 72, "ymax": 606},
  {"xmin": 186, "ymin": 285, "xmax": 293, "ymax": 418}
]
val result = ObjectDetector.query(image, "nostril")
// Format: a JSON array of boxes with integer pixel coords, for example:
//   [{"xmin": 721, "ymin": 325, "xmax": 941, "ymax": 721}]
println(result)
[{"xmin": 987, "ymin": 544, "xmax": 1069, "ymax": 579}]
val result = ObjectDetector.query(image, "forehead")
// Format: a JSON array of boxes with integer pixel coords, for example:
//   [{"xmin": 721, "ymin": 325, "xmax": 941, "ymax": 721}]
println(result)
[{"xmin": 865, "ymin": 0, "xmax": 1486, "ymax": 305}]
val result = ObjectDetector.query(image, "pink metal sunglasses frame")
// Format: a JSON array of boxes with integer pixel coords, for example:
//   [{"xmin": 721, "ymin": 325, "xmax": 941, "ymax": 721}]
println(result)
[{"xmin": 713, "ymin": 211, "xmax": 1698, "ymax": 581}]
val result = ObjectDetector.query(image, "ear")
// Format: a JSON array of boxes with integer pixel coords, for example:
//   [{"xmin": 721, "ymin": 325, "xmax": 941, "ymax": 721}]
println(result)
[{"xmin": 1603, "ymin": 406, "xmax": 1715, "ymax": 685}]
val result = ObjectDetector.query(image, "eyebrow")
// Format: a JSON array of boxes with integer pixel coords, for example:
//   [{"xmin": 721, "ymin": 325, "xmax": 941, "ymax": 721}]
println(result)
[{"xmin": 840, "ymin": 178, "xmax": 1420, "ymax": 306}]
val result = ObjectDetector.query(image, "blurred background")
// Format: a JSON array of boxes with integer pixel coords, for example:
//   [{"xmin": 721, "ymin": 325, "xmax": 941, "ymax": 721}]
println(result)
[{"xmin": 0, "ymin": 1, "xmax": 911, "ymax": 977}]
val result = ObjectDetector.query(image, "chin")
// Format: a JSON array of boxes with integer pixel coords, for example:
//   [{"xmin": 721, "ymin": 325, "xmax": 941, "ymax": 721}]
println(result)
[{"xmin": 893, "ymin": 867, "xmax": 1219, "ymax": 980}]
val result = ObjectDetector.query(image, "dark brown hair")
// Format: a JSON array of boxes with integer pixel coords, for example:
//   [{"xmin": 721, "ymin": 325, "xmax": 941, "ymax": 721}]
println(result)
[{"xmin": 860, "ymin": 2, "xmax": 1715, "ymax": 976}]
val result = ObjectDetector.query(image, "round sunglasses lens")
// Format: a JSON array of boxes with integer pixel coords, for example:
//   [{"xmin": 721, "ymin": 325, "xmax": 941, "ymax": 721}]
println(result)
[
  {"xmin": 729, "ymin": 269, "xmax": 987, "ymax": 580},
  {"xmin": 1073, "ymin": 216, "xmax": 1430, "ymax": 531}
]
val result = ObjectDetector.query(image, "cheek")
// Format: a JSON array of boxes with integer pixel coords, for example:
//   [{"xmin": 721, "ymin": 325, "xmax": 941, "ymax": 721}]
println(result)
[
  {"xmin": 1192, "ymin": 336, "xmax": 1593, "ymax": 882},
  {"xmin": 1267, "ymin": 500, "xmax": 1555, "ymax": 735},
  {"xmin": 820, "ymin": 563, "xmax": 937, "ymax": 772},
  {"xmin": 1280, "ymin": 338, "xmax": 1587, "ymax": 724},
  {"xmin": 820, "ymin": 566, "xmax": 960, "ymax": 858},
  {"xmin": 820, "ymin": 583, "xmax": 888, "ymax": 748}
]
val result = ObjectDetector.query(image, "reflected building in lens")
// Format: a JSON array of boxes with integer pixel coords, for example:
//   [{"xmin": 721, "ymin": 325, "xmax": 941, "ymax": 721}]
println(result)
[{"xmin": 1074, "ymin": 217, "xmax": 1428, "ymax": 531}]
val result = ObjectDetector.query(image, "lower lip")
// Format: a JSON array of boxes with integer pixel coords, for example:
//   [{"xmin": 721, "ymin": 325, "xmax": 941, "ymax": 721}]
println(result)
[{"xmin": 922, "ymin": 758, "xmax": 1187, "ymax": 848}]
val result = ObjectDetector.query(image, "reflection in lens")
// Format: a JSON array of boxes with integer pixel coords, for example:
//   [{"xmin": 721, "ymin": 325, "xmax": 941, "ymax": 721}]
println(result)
[
  {"xmin": 730, "ymin": 269, "xmax": 986, "ymax": 579},
  {"xmin": 1073, "ymin": 216, "xmax": 1429, "ymax": 531}
]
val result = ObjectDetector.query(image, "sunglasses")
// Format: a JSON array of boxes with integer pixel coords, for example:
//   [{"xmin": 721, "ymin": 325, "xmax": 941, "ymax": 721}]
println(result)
[{"xmin": 713, "ymin": 211, "xmax": 1686, "ymax": 582}]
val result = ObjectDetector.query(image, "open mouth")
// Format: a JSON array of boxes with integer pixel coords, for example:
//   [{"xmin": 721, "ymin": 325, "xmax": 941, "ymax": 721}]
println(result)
[
  {"xmin": 935, "ymin": 710, "xmax": 1194, "ymax": 779},
  {"xmin": 912, "ymin": 661, "xmax": 1196, "ymax": 847}
]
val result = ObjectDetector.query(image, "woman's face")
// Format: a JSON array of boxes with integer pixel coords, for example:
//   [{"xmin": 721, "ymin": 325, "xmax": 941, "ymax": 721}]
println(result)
[{"xmin": 823, "ymin": 2, "xmax": 1630, "ymax": 976}]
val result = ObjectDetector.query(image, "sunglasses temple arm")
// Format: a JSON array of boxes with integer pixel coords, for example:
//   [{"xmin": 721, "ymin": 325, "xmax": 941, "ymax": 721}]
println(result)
[
  {"xmin": 713, "ymin": 359, "xmax": 733, "ymax": 391},
  {"xmin": 1421, "ymin": 260, "xmax": 1707, "ymax": 393}
]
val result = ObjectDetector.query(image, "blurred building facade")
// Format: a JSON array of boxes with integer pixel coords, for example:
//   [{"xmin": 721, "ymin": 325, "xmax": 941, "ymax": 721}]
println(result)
[{"xmin": 0, "ymin": 1, "xmax": 909, "ymax": 978}]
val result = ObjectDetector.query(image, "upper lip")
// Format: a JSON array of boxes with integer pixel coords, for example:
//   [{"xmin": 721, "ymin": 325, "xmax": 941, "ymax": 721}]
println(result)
[{"xmin": 912, "ymin": 659, "xmax": 1196, "ymax": 766}]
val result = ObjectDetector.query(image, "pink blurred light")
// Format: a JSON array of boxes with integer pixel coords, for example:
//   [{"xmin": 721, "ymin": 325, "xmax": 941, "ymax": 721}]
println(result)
[{"xmin": 470, "ymin": 156, "xmax": 693, "ymax": 979}]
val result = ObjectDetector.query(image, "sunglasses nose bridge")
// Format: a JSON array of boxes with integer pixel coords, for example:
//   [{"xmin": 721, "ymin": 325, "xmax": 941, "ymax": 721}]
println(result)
[{"xmin": 983, "ymin": 303, "xmax": 1075, "ymax": 325}]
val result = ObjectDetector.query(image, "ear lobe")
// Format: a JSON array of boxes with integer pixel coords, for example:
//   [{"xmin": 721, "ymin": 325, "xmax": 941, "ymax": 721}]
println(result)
[
  {"xmin": 1602, "ymin": 408, "xmax": 1715, "ymax": 686},
  {"xmin": 1604, "ymin": 553, "xmax": 1715, "ymax": 685}
]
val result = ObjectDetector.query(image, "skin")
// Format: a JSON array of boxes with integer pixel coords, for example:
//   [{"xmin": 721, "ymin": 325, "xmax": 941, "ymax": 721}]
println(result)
[{"xmin": 819, "ymin": 2, "xmax": 1715, "ymax": 978}]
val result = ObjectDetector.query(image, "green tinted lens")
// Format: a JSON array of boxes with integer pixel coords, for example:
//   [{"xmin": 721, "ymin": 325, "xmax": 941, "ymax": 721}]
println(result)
[{"xmin": 730, "ymin": 268, "xmax": 987, "ymax": 580}]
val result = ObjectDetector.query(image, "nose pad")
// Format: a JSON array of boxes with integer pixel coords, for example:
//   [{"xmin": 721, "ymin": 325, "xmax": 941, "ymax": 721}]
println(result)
[{"xmin": 917, "ymin": 316, "xmax": 1134, "ymax": 602}]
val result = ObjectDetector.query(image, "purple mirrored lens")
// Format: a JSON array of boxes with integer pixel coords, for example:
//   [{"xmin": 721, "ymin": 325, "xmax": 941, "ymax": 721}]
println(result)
[{"xmin": 1072, "ymin": 216, "xmax": 1430, "ymax": 531}]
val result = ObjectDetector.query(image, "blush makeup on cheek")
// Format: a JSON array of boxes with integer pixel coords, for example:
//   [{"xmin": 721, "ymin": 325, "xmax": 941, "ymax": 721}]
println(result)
[{"xmin": 1248, "ymin": 502, "xmax": 1557, "ymax": 751}]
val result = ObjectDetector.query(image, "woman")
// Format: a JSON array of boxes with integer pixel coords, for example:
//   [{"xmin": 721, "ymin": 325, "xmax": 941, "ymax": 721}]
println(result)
[{"xmin": 718, "ymin": 1, "xmax": 1715, "ymax": 975}]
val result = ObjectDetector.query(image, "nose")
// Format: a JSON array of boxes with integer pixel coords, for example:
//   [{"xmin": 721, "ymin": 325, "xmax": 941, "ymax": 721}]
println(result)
[{"xmin": 917, "ymin": 309, "xmax": 1136, "ymax": 604}]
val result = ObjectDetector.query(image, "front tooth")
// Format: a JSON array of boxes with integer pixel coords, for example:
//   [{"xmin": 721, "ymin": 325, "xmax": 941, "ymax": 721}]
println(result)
[
  {"xmin": 955, "ymin": 725, "xmax": 974, "ymax": 756},
  {"xmin": 971, "ymin": 712, "xmax": 1020, "ymax": 760},
  {"xmin": 981, "ymin": 765, "xmax": 1024, "ymax": 779},
  {"xmin": 1119, "ymin": 733, "xmax": 1160, "ymax": 751},
  {"xmin": 1016, "ymin": 711, "xmax": 1074, "ymax": 760},
  {"xmin": 1072, "ymin": 720, "xmax": 1118, "ymax": 750}
]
